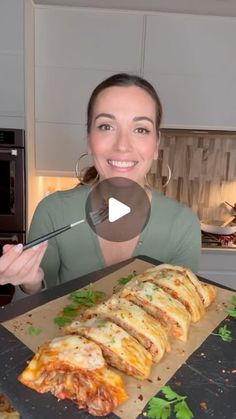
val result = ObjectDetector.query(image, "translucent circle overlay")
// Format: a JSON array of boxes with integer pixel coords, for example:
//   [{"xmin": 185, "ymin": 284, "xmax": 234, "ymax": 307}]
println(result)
[{"xmin": 85, "ymin": 177, "xmax": 151, "ymax": 242}]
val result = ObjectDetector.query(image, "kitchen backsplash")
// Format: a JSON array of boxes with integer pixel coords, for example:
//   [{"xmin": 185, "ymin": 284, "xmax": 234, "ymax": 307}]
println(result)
[{"xmin": 148, "ymin": 130, "xmax": 236, "ymax": 223}]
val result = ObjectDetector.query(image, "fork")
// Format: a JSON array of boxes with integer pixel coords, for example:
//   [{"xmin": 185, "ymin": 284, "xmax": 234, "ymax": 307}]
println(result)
[
  {"xmin": 23, "ymin": 206, "xmax": 108, "ymax": 250},
  {"xmin": 89, "ymin": 205, "xmax": 108, "ymax": 226}
]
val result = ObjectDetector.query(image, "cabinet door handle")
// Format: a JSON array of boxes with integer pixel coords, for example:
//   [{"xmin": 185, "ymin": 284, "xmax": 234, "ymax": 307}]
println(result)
[
  {"xmin": 0, "ymin": 235, "xmax": 19, "ymax": 242},
  {"xmin": 0, "ymin": 149, "xmax": 18, "ymax": 156}
]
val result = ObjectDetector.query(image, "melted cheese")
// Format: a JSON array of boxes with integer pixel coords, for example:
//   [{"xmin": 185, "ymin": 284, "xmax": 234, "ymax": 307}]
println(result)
[
  {"xmin": 121, "ymin": 279, "xmax": 191, "ymax": 342},
  {"xmin": 84, "ymin": 295, "xmax": 170, "ymax": 362},
  {"xmin": 140, "ymin": 270, "xmax": 205, "ymax": 322},
  {"xmin": 18, "ymin": 335, "xmax": 128, "ymax": 416},
  {"xmin": 66, "ymin": 317, "xmax": 152, "ymax": 380},
  {"xmin": 48, "ymin": 335, "xmax": 105, "ymax": 370},
  {"xmin": 19, "ymin": 335, "xmax": 105, "ymax": 383},
  {"xmin": 146, "ymin": 264, "xmax": 216, "ymax": 308}
]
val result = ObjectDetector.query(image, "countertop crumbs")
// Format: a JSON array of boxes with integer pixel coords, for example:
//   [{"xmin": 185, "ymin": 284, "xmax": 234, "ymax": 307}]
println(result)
[
  {"xmin": 200, "ymin": 401, "xmax": 208, "ymax": 410},
  {"xmin": 175, "ymin": 381, "xmax": 181, "ymax": 386},
  {"xmin": 0, "ymin": 393, "xmax": 20, "ymax": 417},
  {"xmin": 176, "ymin": 348, "xmax": 186, "ymax": 355}
]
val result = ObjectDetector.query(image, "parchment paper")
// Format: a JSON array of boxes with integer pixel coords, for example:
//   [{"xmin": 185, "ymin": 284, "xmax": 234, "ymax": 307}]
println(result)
[{"xmin": 3, "ymin": 259, "xmax": 235, "ymax": 418}]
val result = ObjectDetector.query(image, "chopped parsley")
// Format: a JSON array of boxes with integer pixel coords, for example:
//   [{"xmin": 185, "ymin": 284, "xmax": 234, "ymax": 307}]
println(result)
[
  {"xmin": 54, "ymin": 285, "xmax": 106, "ymax": 327},
  {"xmin": 117, "ymin": 271, "xmax": 137, "ymax": 285},
  {"xmin": 26, "ymin": 326, "xmax": 42, "ymax": 336},
  {"xmin": 212, "ymin": 325, "xmax": 233, "ymax": 342},
  {"xmin": 146, "ymin": 385, "xmax": 193, "ymax": 419},
  {"xmin": 107, "ymin": 337, "xmax": 116, "ymax": 344},
  {"xmin": 113, "ymin": 271, "xmax": 137, "ymax": 292},
  {"xmin": 97, "ymin": 319, "xmax": 107, "ymax": 328},
  {"xmin": 225, "ymin": 295, "xmax": 236, "ymax": 318},
  {"xmin": 70, "ymin": 286, "xmax": 105, "ymax": 306}
]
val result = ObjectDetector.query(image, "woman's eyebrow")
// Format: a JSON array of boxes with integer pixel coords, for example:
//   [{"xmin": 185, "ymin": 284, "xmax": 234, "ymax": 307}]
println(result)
[
  {"xmin": 133, "ymin": 116, "xmax": 154, "ymax": 125},
  {"xmin": 94, "ymin": 113, "xmax": 115, "ymax": 121}
]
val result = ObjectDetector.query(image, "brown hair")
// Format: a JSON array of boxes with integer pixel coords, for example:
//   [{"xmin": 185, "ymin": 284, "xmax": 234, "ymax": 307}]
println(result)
[{"xmin": 82, "ymin": 73, "xmax": 163, "ymax": 184}]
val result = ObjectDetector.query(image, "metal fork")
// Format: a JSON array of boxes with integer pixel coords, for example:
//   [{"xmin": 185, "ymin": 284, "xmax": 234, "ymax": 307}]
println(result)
[
  {"xmin": 23, "ymin": 205, "xmax": 108, "ymax": 250},
  {"xmin": 89, "ymin": 205, "xmax": 109, "ymax": 225}
]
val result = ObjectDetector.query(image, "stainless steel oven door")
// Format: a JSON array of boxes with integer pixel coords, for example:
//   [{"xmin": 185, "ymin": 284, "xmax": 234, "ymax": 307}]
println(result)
[{"xmin": 0, "ymin": 147, "xmax": 25, "ymax": 231}]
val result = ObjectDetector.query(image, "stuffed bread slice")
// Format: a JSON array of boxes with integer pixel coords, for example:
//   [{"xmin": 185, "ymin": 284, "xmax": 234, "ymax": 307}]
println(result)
[
  {"xmin": 65, "ymin": 317, "xmax": 152, "ymax": 380},
  {"xmin": 18, "ymin": 335, "xmax": 128, "ymax": 417},
  {"xmin": 83, "ymin": 295, "xmax": 170, "ymax": 363},
  {"xmin": 146, "ymin": 264, "xmax": 216, "ymax": 308},
  {"xmin": 120, "ymin": 279, "xmax": 191, "ymax": 342},
  {"xmin": 137, "ymin": 267, "xmax": 205, "ymax": 322}
]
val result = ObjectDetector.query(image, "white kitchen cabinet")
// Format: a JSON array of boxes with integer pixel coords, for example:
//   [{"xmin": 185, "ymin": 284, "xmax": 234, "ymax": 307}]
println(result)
[
  {"xmin": 143, "ymin": 14, "xmax": 236, "ymax": 130},
  {"xmin": 35, "ymin": 67, "xmax": 114, "ymax": 125},
  {"xmin": 0, "ymin": 0, "xmax": 24, "ymax": 129},
  {"xmin": 198, "ymin": 249, "xmax": 236, "ymax": 290},
  {"xmin": 35, "ymin": 7, "xmax": 143, "ymax": 71},
  {"xmin": 35, "ymin": 6, "xmax": 144, "ymax": 174},
  {"xmin": 35, "ymin": 122, "xmax": 87, "ymax": 175}
]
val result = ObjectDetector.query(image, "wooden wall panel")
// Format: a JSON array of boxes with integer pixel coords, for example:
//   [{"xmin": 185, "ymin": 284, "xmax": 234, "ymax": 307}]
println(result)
[{"xmin": 148, "ymin": 131, "xmax": 236, "ymax": 222}]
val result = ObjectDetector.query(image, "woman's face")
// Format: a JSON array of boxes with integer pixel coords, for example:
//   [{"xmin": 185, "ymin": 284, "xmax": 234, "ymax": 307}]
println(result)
[{"xmin": 88, "ymin": 85, "xmax": 159, "ymax": 186}]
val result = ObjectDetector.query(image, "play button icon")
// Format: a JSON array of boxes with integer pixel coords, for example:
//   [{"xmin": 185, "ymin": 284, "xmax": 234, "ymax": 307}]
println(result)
[
  {"xmin": 85, "ymin": 177, "xmax": 151, "ymax": 242},
  {"xmin": 108, "ymin": 197, "xmax": 131, "ymax": 222}
]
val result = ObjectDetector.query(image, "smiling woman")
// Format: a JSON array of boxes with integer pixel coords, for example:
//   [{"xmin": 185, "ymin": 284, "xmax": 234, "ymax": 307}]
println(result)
[
  {"xmin": 85, "ymin": 73, "xmax": 162, "ymax": 186},
  {"xmin": 87, "ymin": 85, "xmax": 158, "ymax": 186},
  {"xmin": 0, "ymin": 73, "xmax": 201, "ymax": 299}
]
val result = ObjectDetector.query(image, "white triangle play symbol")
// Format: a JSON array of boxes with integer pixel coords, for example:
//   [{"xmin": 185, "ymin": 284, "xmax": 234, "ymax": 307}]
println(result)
[{"xmin": 108, "ymin": 197, "xmax": 131, "ymax": 223}]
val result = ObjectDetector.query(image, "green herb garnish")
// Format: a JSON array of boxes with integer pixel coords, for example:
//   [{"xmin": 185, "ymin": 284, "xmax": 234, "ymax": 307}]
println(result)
[
  {"xmin": 225, "ymin": 295, "xmax": 236, "ymax": 318},
  {"xmin": 54, "ymin": 304, "xmax": 79, "ymax": 327},
  {"xmin": 212, "ymin": 325, "xmax": 232, "ymax": 342},
  {"xmin": 113, "ymin": 271, "xmax": 137, "ymax": 292},
  {"xmin": 26, "ymin": 326, "xmax": 42, "ymax": 336},
  {"xmin": 70, "ymin": 286, "xmax": 105, "ymax": 307},
  {"xmin": 54, "ymin": 315, "xmax": 72, "ymax": 327},
  {"xmin": 145, "ymin": 294, "xmax": 153, "ymax": 301},
  {"xmin": 97, "ymin": 319, "xmax": 107, "ymax": 328},
  {"xmin": 146, "ymin": 385, "xmax": 194, "ymax": 419},
  {"xmin": 118, "ymin": 271, "xmax": 137, "ymax": 285},
  {"xmin": 54, "ymin": 285, "xmax": 105, "ymax": 327},
  {"xmin": 63, "ymin": 304, "xmax": 79, "ymax": 317}
]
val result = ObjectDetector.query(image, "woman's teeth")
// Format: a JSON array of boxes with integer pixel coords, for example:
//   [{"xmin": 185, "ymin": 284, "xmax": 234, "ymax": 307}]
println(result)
[{"xmin": 108, "ymin": 160, "xmax": 137, "ymax": 168}]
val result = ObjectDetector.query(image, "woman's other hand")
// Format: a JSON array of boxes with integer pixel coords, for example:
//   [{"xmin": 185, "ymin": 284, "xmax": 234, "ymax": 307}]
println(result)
[{"xmin": 0, "ymin": 242, "xmax": 48, "ymax": 294}]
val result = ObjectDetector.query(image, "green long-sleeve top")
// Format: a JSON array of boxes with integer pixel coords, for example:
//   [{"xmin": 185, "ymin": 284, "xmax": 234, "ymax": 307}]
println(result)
[{"xmin": 26, "ymin": 185, "xmax": 201, "ymax": 290}]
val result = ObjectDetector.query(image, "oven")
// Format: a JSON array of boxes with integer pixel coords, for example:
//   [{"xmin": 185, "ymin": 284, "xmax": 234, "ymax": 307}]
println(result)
[
  {"xmin": 0, "ymin": 128, "xmax": 26, "ymax": 303},
  {"xmin": 0, "ymin": 128, "xmax": 25, "ymax": 231}
]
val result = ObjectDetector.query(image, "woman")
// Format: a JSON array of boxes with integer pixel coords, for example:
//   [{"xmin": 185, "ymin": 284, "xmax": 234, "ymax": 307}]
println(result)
[{"xmin": 0, "ymin": 73, "xmax": 201, "ymax": 299}]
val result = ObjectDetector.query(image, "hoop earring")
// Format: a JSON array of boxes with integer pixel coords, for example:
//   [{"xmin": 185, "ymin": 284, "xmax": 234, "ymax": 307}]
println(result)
[
  {"xmin": 145, "ymin": 162, "xmax": 172, "ymax": 188},
  {"xmin": 75, "ymin": 153, "xmax": 99, "ymax": 186},
  {"xmin": 162, "ymin": 163, "xmax": 172, "ymax": 188}
]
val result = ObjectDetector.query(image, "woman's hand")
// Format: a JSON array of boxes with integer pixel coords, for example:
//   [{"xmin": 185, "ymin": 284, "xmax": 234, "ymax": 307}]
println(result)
[{"xmin": 0, "ymin": 242, "xmax": 48, "ymax": 294}]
